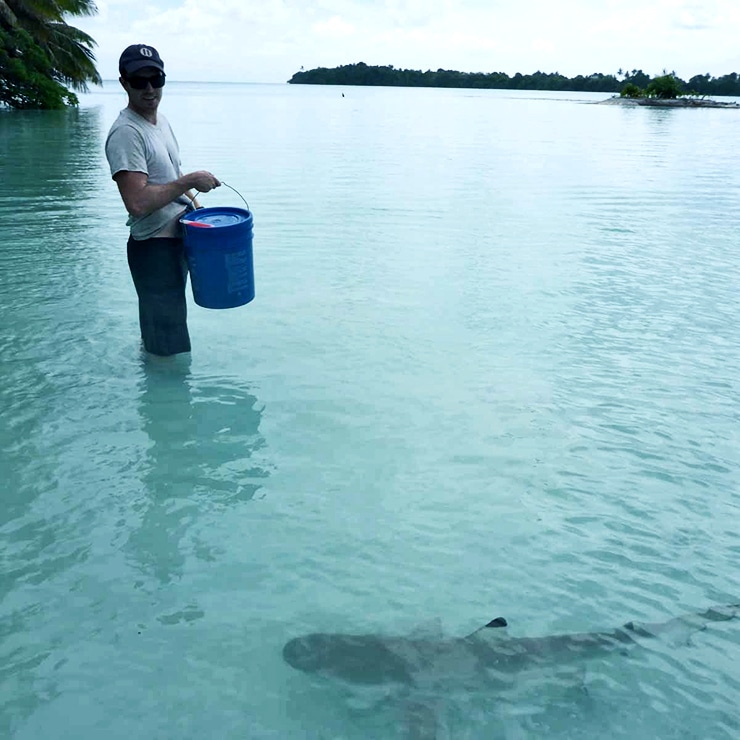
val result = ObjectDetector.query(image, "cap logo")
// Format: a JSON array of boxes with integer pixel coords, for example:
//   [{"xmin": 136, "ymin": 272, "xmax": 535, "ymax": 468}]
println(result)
[{"xmin": 139, "ymin": 47, "xmax": 153, "ymax": 58}]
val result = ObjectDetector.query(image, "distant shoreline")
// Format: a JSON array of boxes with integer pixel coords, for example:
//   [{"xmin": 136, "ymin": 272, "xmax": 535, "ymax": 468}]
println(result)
[
  {"xmin": 288, "ymin": 63, "xmax": 740, "ymax": 98},
  {"xmin": 598, "ymin": 96, "xmax": 740, "ymax": 109}
]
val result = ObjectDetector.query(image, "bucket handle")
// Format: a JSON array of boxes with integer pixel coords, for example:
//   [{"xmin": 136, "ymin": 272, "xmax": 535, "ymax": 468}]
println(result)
[{"xmin": 190, "ymin": 182, "xmax": 250, "ymax": 212}]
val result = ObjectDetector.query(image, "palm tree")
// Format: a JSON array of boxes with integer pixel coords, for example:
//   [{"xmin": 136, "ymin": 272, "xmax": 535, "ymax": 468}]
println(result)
[{"xmin": 1, "ymin": 0, "xmax": 100, "ymax": 94}]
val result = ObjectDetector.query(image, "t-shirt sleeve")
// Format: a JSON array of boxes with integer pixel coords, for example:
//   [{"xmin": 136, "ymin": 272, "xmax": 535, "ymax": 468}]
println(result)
[{"xmin": 105, "ymin": 124, "xmax": 148, "ymax": 179}]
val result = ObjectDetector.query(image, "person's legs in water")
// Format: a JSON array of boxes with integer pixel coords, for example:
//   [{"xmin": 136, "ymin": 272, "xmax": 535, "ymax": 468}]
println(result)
[{"xmin": 127, "ymin": 236, "xmax": 191, "ymax": 356}]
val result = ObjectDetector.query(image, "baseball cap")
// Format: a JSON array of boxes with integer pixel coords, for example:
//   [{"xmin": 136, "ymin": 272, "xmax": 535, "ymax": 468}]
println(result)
[{"xmin": 119, "ymin": 44, "xmax": 165, "ymax": 76}]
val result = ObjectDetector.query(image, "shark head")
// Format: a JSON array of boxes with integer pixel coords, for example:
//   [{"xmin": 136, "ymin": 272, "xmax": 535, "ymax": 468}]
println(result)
[{"xmin": 283, "ymin": 632, "xmax": 415, "ymax": 685}]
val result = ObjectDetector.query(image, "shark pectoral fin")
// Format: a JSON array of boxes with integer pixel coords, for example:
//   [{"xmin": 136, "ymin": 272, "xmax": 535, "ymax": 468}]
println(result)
[
  {"xmin": 465, "ymin": 616, "xmax": 508, "ymax": 639},
  {"xmin": 552, "ymin": 665, "xmax": 592, "ymax": 701}
]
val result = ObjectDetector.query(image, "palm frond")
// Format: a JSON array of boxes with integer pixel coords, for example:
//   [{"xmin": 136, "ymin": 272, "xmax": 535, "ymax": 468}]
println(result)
[
  {"xmin": 1, "ymin": 0, "xmax": 101, "ymax": 105},
  {"xmin": 58, "ymin": 0, "xmax": 98, "ymax": 18},
  {"xmin": 44, "ymin": 20, "xmax": 100, "ymax": 89}
]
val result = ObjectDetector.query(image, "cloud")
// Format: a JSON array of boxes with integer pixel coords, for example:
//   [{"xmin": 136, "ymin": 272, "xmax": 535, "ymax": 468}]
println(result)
[
  {"xmin": 75, "ymin": 0, "xmax": 740, "ymax": 84},
  {"xmin": 313, "ymin": 15, "xmax": 356, "ymax": 37},
  {"xmin": 670, "ymin": 1, "xmax": 716, "ymax": 29}
]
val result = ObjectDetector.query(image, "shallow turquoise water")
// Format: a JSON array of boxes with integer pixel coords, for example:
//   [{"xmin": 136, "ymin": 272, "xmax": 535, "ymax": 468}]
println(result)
[{"xmin": 1, "ymin": 83, "xmax": 739, "ymax": 738}]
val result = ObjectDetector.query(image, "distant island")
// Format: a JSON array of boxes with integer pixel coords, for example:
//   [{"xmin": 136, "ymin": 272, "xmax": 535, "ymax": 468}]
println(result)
[{"xmin": 288, "ymin": 63, "xmax": 740, "ymax": 98}]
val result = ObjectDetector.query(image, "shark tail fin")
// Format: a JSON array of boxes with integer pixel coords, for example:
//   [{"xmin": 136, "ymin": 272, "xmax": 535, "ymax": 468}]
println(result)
[{"xmin": 697, "ymin": 603, "xmax": 740, "ymax": 622}]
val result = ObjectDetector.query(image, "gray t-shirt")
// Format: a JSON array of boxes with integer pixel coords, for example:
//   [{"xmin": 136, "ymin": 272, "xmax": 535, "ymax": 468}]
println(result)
[{"xmin": 105, "ymin": 108, "xmax": 189, "ymax": 240}]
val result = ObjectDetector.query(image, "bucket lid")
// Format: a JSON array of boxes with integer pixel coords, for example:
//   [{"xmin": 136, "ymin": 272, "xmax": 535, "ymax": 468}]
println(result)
[{"xmin": 182, "ymin": 206, "xmax": 251, "ymax": 228}]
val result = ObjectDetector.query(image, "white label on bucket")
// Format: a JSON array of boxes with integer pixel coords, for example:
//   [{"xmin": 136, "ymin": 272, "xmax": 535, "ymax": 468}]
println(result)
[{"xmin": 224, "ymin": 251, "xmax": 252, "ymax": 294}]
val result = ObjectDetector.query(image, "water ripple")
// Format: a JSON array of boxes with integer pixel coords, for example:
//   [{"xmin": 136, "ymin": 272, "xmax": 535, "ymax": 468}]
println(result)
[{"xmin": 1, "ymin": 86, "xmax": 739, "ymax": 739}]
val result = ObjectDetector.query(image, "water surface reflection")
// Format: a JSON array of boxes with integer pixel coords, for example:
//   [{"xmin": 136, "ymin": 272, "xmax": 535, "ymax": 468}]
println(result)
[{"xmin": 129, "ymin": 356, "xmax": 267, "ymax": 583}]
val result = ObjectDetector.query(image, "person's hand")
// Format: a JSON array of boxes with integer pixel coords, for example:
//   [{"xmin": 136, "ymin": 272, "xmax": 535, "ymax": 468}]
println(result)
[{"xmin": 188, "ymin": 171, "xmax": 221, "ymax": 193}]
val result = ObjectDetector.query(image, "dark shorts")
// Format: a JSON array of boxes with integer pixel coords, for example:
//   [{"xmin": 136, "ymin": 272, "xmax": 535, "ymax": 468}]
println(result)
[{"xmin": 127, "ymin": 236, "xmax": 191, "ymax": 356}]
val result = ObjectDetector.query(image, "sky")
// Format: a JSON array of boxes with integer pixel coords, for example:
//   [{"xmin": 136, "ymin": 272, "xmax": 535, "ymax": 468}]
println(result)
[{"xmin": 75, "ymin": 0, "xmax": 740, "ymax": 84}]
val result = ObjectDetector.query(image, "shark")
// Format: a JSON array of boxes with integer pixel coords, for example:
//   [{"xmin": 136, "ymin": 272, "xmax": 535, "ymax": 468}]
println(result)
[
  {"xmin": 283, "ymin": 603, "xmax": 740, "ymax": 737},
  {"xmin": 283, "ymin": 603, "xmax": 739, "ymax": 688}
]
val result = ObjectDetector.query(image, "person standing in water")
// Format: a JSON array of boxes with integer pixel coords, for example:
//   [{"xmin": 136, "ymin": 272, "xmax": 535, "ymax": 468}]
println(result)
[{"xmin": 105, "ymin": 44, "xmax": 221, "ymax": 356}]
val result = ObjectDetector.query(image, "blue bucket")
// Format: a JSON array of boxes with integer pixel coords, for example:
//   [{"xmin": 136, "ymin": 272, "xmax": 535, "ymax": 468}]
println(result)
[{"xmin": 181, "ymin": 199, "xmax": 254, "ymax": 310}]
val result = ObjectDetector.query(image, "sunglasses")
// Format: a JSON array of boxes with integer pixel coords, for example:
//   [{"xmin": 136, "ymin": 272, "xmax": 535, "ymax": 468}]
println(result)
[{"xmin": 126, "ymin": 73, "xmax": 166, "ymax": 90}]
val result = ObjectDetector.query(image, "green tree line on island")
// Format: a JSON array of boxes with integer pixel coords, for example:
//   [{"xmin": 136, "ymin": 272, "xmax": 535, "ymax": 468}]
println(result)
[
  {"xmin": 288, "ymin": 62, "xmax": 740, "ymax": 98},
  {"xmin": 0, "ymin": 0, "xmax": 100, "ymax": 109}
]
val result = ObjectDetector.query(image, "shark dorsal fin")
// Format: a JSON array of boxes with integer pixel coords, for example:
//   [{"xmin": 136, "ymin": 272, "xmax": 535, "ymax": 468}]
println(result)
[{"xmin": 466, "ymin": 616, "xmax": 508, "ymax": 639}]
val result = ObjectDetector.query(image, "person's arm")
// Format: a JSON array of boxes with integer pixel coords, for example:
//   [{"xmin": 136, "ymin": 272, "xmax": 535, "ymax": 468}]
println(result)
[{"xmin": 113, "ymin": 170, "xmax": 220, "ymax": 219}]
